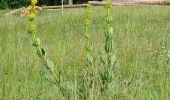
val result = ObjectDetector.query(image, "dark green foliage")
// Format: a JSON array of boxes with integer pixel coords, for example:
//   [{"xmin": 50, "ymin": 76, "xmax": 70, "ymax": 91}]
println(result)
[
  {"xmin": 0, "ymin": 0, "xmax": 102, "ymax": 9},
  {"xmin": 0, "ymin": 0, "xmax": 29, "ymax": 9}
]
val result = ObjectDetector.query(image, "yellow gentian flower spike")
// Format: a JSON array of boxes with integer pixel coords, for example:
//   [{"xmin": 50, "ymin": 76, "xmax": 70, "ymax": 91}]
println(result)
[{"xmin": 31, "ymin": 0, "xmax": 38, "ymax": 5}]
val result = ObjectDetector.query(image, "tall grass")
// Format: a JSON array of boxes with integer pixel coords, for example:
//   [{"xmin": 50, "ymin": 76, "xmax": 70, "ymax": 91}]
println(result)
[{"xmin": 0, "ymin": 5, "xmax": 170, "ymax": 99}]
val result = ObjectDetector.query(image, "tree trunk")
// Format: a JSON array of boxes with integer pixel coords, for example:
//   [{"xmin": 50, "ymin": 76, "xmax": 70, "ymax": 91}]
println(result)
[
  {"xmin": 68, "ymin": 0, "xmax": 73, "ymax": 5},
  {"xmin": 62, "ymin": 0, "xmax": 63, "ymax": 15}
]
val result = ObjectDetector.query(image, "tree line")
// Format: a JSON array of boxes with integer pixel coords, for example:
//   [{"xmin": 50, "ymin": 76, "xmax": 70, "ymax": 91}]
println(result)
[{"xmin": 0, "ymin": 0, "xmax": 101, "ymax": 9}]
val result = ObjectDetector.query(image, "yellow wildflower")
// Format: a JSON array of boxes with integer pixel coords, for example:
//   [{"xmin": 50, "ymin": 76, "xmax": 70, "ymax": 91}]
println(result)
[
  {"xmin": 31, "ymin": 0, "xmax": 38, "ymax": 5},
  {"xmin": 28, "ymin": 13, "xmax": 36, "ymax": 21},
  {"xmin": 28, "ymin": 24, "xmax": 37, "ymax": 34},
  {"xmin": 30, "ymin": 24, "xmax": 37, "ymax": 30}
]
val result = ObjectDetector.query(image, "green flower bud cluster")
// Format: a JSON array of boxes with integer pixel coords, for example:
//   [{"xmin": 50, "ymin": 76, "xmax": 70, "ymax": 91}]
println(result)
[
  {"xmin": 104, "ymin": 1, "xmax": 112, "ymax": 9},
  {"xmin": 104, "ymin": 0, "xmax": 115, "ymax": 60}
]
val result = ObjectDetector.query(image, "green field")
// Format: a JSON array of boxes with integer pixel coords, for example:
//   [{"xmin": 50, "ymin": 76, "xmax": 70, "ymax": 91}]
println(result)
[{"xmin": 0, "ymin": 6, "xmax": 170, "ymax": 100}]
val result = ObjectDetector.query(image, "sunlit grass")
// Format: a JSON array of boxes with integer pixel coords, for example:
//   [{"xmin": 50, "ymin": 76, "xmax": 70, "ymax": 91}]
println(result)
[{"xmin": 0, "ymin": 6, "xmax": 170, "ymax": 99}]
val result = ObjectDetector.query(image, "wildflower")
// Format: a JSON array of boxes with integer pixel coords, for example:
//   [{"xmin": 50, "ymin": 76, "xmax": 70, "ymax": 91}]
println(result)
[
  {"xmin": 28, "ymin": 24, "xmax": 37, "ymax": 34},
  {"xmin": 31, "ymin": 0, "xmax": 38, "ymax": 5},
  {"xmin": 86, "ymin": 3, "xmax": 91, "ymax": 9},
  {"xmin": 104, "ymin": 1, "xmax": 112, "ymax": 9},
  {"xmin": 29, "ymin": 13, "xmax": 36, "ymax": 21},
  {"xmin": 30, "ymin": 24, "xmax": 37, "ymax": 30},
  {"xmin": 29, "ymin": 5, "xmax": 35, "ymax": 12}
]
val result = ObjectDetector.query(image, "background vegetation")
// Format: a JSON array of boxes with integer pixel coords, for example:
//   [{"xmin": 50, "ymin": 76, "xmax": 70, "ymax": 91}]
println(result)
[
  {"xmin": 0, "ymin": 6, "xmax": 170, "ymax": 99},
  {"xmin": 0, "ymin": 0, "xmax": 102, "ymax": 9}
]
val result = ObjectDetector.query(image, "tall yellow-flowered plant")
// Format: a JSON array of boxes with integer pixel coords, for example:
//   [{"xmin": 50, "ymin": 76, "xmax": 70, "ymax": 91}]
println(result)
[
  {"xmin": 81, "ymin": 4, "xmax": 96, "ymax": 99},
  {"xmin": 27, "ymin": 0, "xmax": 59, "ymax": 84},
  {"xmin": 98, "ymin": 0, "xmax": 116, "ymax": 92},
  {"xmin": 27, "ymin": 1, "xmax": 73, "ymax": 99}
]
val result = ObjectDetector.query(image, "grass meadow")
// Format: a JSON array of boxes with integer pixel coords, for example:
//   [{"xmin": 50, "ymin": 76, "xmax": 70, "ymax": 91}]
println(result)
[{"xmin": 0, "ymin": 6, "xmax": 170, "ymax": 99}]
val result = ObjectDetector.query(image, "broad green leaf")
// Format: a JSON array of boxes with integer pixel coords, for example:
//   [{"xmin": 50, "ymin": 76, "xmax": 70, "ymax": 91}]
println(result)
[
  {"xmin": 87, "ymin": 53, "xmax": 94, "ymax": 64},
  {"xmin": 85, "ymin": 40, "xmax": 92, "ymax": 52},
  {"xmin": 41, "ymin": 48, "xmax": 46, "ymax": 56},
  {"xmin": 45, "ymin": 71, "xmax": 56, "ymax": 84},
  {"xmin": 106, "ymin": 15, "xmax": 113, "ymax": 23},
  {"xmin": 46, "ymin": 60, "xmax": 54, "ymax": 71},
  {"xmin": 99, "ymin": 52, "xmax": 107, "ymax": 65},
  {"xmin": 111, "ymin": 54, "xmax": 116, "ymax": 66},
  {"xmin": 32, "ymin": 42, "xmax": 38, "ymax": 47},
  {"xmin": 109, "ymin": 27, "xmax": 113, "ymax": 36},
  {"xmin": 37, "ymin": 37, "xmax": 40, "ymax": 45},
  {"xmin": 37, "ymin": 49, "xmax": 43, "ymax": 59},
  {"xmin": 105, "ymin": 27, "xmax": 113, "ymax": 38},
  {"xmin": 84, "ymin": 32, "xmax": 90, "ymax": 39}
]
